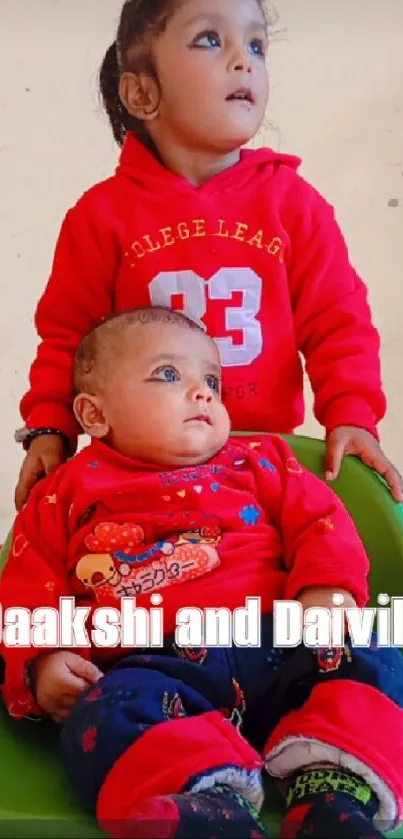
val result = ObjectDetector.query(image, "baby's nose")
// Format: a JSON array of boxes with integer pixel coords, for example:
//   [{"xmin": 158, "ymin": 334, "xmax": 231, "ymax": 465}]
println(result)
[
  {"xmin": 189, "ymin": 382, "xmax": 212, "ymax": 402},
  {"xmin": 195, "ymin": 389, "xmax": 212, "ymax": 402}
]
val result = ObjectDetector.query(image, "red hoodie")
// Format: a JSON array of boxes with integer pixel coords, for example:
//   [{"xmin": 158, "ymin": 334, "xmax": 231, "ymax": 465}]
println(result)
[
  {"xmin": 0, "ymin": 434, "xmax": 369, "ymax": 720},
  {"xmin": 20, "ymin": 134, "xmax": 385, "ymax": 444}
]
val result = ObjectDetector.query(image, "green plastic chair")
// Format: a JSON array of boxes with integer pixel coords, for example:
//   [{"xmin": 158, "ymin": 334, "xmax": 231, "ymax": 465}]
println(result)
[{"xmin": 1, "ymin": 433, "xmax": 403, "ymax": 838}]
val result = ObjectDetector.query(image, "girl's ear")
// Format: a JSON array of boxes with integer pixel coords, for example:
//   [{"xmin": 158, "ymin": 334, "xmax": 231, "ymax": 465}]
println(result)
[
  {"xmin": 73, "ymin": 393, "xmax": 110, "ymax": 439},
  {"xmin": 119, "ymin": 72, "xmax": 160, "ymax": 121}
]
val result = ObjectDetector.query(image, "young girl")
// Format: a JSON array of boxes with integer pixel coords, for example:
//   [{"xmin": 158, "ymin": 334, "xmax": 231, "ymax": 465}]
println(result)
[{"xmin": 14, "ymin": 0, "xmax": 403, "ymax": 510}]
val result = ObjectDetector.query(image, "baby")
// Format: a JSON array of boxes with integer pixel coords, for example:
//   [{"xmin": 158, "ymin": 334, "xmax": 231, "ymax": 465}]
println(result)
[{"xmin": 1, "ymin": 307, "xmax": 403, "ymax": 839}]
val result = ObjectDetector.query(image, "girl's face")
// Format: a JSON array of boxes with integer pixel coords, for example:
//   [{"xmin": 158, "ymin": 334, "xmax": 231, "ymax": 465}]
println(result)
[{"xmin": 127, "ymin": 0, "xmax": 269, "ymax": 154}]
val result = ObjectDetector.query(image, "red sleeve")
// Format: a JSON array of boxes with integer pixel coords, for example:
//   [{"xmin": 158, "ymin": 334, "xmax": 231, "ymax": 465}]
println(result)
[
  {"xmin": 287, "ymin": 185, "xmax": 386, "ymax": 439},
  {"xmin": 19, "ymin": 191, "xmax": 120, "ymax": 444},
  {"xmin": 251, "ymin": 435, "xmax": 370, "ymax": 606},
  {"xmin": 0, "ymin": 469, "xmax": 90, "ymax": 720}
]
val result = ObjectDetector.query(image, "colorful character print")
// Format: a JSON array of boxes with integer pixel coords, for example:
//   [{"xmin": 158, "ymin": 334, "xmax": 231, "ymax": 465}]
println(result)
[{"xmin": 75, "ymin": 519, "xmax": 222, "ymax": 603}]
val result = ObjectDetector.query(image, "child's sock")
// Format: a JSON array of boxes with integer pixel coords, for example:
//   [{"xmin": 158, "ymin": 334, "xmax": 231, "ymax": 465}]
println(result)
[
  {"xmin": 280, "ymin": 767, "xmax": 383, "ymax": 839},
  {"xmin": 124, "ymin": 783, "xmax": 270, "ymax": 839}
]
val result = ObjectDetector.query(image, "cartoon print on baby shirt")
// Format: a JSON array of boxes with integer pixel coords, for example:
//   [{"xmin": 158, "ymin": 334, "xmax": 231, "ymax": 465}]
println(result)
[{"xmin": 75, "ymin": 518, "xmax": 222, "ymax": 603}]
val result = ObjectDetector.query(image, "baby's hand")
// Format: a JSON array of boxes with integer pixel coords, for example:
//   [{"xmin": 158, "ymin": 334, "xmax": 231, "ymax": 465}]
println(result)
[
  {"xmin": 15, "ymin": 434, "xmax": 67, "ymax": 512},
  {"xmin": 297, "ymin": 586, "xmax": 357, "ymax": 632},
  {"xmin": 297, "ymin": 586, "xmax": 356, "ymax": 614},
  {"xmin": 325, "ymin": 425, "xmax": 403, "ymax": 503},
  {"xmin": 297, "ymin": 586, "xmax": 357, "ymax": 643},
  {"xmin": 32, "ymin": 651, "xmax": 103, "ymax": 723}
]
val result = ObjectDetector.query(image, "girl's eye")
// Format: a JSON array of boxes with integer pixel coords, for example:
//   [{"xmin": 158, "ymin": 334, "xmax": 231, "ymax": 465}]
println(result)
[
  {"xmin": 152, "ymin": 366, "xmax": 180, "ymax": 383},
  {"xmin": 193, "ymin": 30, "xmax": 221, "ymax": 49},
  {"xmin": 249, "ymin": 39, "xmax": 265, "ymax": 57},
  {"xmin": 205, "ymin": 374, "xmax": 220, "ymax": 393}
]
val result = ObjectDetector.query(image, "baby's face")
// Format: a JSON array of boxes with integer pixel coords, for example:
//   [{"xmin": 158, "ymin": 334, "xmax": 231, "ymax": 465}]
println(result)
[{"xmin": 98, "ymin": 322, "xmax": 231, "ymax": 466}]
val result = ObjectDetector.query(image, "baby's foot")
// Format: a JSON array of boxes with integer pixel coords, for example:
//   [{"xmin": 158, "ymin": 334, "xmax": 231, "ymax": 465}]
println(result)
[
  {"xmin": 125, "ymin": 783, "xmax": 269, "ymax": 838},
  {"xmin": 281, "ymin": 796, "xmax": 384, "ymax": 838},
  {"xmin": 281, "ymin": 768, "xmax": 384, "ymax": 839}
]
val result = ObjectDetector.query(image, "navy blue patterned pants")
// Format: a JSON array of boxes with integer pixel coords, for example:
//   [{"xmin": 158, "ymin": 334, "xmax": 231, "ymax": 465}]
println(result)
[{"xmin": 60, "ymin": 617, "xmax": 403, "ymax": 830}]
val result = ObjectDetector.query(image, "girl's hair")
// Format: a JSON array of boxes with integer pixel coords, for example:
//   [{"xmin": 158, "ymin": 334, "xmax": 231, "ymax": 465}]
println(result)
[{"xmin": 99, "ymin": 0, "xmax": 269, "ymax": 148}]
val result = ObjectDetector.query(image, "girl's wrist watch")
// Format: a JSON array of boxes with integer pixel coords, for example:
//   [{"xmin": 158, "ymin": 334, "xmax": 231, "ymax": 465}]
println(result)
[{"xmin": 14, "ymin": 426, "xmax": 67, "ymax": 450}]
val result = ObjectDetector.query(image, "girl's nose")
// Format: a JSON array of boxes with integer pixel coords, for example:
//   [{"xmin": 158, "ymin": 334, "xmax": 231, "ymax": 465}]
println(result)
[{"xmin": 229, "ymin": 44, "xmax": 252, "ymax": 74}]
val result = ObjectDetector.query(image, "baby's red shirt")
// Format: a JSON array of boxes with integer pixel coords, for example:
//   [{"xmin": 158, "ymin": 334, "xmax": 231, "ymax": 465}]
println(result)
[{"xmin": 0, "ymin": 434, "xmax": 369, "ymax": 720}]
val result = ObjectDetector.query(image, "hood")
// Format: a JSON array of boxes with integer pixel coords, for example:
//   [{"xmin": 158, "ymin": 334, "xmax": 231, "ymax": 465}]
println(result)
[{"xmin": 115, "ymin": 132, "xmax": 301, "ymax": 197}]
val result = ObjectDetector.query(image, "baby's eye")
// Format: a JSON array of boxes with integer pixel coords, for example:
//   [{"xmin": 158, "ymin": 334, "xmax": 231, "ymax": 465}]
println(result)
[
  {"xmin": 152, "ymin": 366, "xmax": 180, "ymax": 383},
  {"xmin": 249, "ymin": 39, "xmax": 265, "ymax": 57},
  {"xmin": 205, "ymin": 374, "xmax": 220, "ymax": 393},
  {"xmin": 193, "ymin": 30, "xmax": 221, "ymax": 49}
]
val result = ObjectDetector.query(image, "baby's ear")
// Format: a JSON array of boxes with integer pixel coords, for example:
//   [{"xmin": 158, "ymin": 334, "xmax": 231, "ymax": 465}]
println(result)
[{"xmin": 73, "ymin": 393, "xmax": 109, "ymax": 439}]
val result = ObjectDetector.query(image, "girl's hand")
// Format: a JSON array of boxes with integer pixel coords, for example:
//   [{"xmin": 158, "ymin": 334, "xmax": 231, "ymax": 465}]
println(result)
[
  {"xmin": 325, "ymin": 425, "xmax": 403, "ymax": 503},
  {"xmin": 15, "ymin": 434, "xmax": 67, "ymax": 511},
  {"xmin": 32, "ymin": 651, "xmax": 103, "ymax": 724}
]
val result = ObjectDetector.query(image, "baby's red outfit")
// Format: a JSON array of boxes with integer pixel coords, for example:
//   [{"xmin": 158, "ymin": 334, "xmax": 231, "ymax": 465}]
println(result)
[
  {"xmin": 20, "ymin": 133, "xmax": 385, "ymax": 444},
  {"xmin": 1, "ymin": 434, "xmax": 403, "ymax": 835}
]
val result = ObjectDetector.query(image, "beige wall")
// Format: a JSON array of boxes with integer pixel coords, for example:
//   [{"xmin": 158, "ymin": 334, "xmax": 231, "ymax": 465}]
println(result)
[{"xmin": 1, "ymin": 0, "xmax": 402, "ymax": 536}]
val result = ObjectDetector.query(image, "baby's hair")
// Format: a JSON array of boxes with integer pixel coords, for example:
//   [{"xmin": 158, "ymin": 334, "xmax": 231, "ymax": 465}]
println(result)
[
  {"xmin": 99, "ymin": 0, "xmax": 271, "ymax": 147},
  {"xmin": 73, "ymin": 306, "xmax": 207, "ymax": 393}
]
